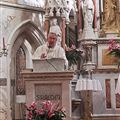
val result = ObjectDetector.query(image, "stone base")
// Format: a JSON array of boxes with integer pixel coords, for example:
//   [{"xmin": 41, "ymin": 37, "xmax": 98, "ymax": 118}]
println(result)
[{"xmin": 82, "ymin": 28, "xmax": 96, "ymax": 39}]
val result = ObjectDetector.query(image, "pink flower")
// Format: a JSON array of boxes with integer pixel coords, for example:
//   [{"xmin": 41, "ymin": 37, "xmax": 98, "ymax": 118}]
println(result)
[
  {"xmin": 48, "ymin": 111, "xmax": 55, "ymax": 118},
  {"xmin": 109, "ymin": 39, "xmax": 116, "ymax": 44},
  {"xmin": 27, "ymin": 111, "xmax": 33, "ymax": 120},
  {"xmin": 25, "ymin": 101, "xmax": 66, "ymax": 120},
  {"xmin": 42, "ymin": 100, "xmax": 53, "ymax": 111},
  {"xmin": 107, "ymin": 39, "xmax": 120, "ymax": 59},
  {"xmin": 36, "ymin": 109, "xmax": 44, "ymax": 115}
]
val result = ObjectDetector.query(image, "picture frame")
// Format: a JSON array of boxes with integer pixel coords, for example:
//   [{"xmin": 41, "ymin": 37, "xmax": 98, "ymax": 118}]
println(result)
[{"xmin": 97, "ymin": 44, "xmax": 118, "ymax": 69}]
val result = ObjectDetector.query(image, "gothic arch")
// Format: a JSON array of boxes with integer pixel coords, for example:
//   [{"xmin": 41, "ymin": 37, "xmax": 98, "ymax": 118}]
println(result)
[
  {"xmin": 9, "ymin": 19, "xmax": 46, "ymax": 81},
  {"xmin": 7, "ymin": 20, "xmax": 46, "ymax": 119},
  {"xmin": 8, "ymin": 19, "xmax": 46, "ymax": 55}
]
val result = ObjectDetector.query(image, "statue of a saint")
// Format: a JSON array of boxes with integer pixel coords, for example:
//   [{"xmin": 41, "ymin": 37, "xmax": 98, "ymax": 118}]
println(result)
[
  {"xmin": 49, "ymin": 18, "xmax": 62, "ymax": 46},
  {"xmin": 102, "ymin": 0, "xmax": 118, "ymax": 33},
  {"xmin": 82, "ymin": 0, "xmax": 94, "ymax": 30},
  {"xmin": 81, "ymin": 0, "xmax": 95, "ymax": 39}
]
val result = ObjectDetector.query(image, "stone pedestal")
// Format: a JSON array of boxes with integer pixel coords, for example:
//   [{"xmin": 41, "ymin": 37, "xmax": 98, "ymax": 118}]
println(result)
[
  {"xmin": 82, "ymin": 29, "xmax": 95, "ymax": 39},
  {"xmin": 22, "ymin": 71, "xmax": 73, "ymax": 120}
]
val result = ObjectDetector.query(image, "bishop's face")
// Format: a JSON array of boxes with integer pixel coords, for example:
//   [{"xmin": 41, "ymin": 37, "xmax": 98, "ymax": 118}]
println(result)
[{"xmin": 47, "ymin": 33, "xmax": 57, "ymax": 48}]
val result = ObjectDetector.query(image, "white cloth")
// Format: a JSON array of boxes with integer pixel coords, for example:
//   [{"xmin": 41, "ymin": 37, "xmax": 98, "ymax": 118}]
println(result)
[
  {"xmin": 75, "ymin": 78, "xmax": 102, "ymax": 91},
  {"xmin": 33, "ymin": 43, "xmax": 68, "ymax": 68}
]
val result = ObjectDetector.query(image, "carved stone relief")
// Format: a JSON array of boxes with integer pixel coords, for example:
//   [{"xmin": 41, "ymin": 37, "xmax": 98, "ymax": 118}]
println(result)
[
  {"xmin": 0, "ymin": 15, "xmax": 16, "ymax": 30},
  {"xmin": 0, "ymin": 87, "xmax": 8, "ymax": 120},
  {"xmin": 0, "ymin": 109, "xmax": 7, "ymax": 120}
]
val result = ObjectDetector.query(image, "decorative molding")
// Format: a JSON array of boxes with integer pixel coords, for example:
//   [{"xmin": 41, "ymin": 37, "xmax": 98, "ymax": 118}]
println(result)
[
  {"xmin": 76, "ymin": 68, "xmax": 120, "ymax": 74},
  {"xmin": 0, "ymin": 1, "xmax": 45, "ymax": 13},
  {"xmin": 93, "ymin": 69, "xmax": 120, "ymax": 74},
  {"xmin": 3, "ymin": 15, "xmax": 16, "ymax": 29},
  {"xmin": 93, "ymin": 114, "xmax": 120, "ymax": 117},
  {"xmin": 95, "ymin": 39, "xmax": 120, "ymax": 44},
  {"xmin": 21, "ymin": 71, "xmax": 74, "ymax": 81},
  {"xmin": 0, "ymin": 108, "xmax": 7, "ymax": 120},
  {"xmin": 92, "ymin": 114, "xmax": 120, "ymax": 120},
  {"xmin": 0, "ymin": 78, "xmax": 7, "ymax": 86},
  {"xmin": 78, "ymin": 38, "xmax": 120, "ymax": 44}
]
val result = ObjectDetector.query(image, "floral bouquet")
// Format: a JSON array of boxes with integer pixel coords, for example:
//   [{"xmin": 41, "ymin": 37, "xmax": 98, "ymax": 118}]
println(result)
[
  {"xmin": 107, "ymin": 39, "xmax": 120, "ymax": 67},
  {"xmin": 108, "ymin": 39, "xmax": 120, "ymax": 57},
  {"xmin": 25, "ymin": 101, "xmax": 66, "ymax": 120}
]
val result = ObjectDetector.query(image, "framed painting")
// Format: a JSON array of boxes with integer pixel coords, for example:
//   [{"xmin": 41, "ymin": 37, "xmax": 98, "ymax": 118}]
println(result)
[{"xmin": 97, "ymin": 44, "xmax": 118, "ymax": 69}]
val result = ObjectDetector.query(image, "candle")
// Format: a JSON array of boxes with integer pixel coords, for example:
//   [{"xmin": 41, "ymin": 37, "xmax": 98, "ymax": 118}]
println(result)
[{"xmin": 3, "ymin": 37, "xmax": 6, "ymax": 50}]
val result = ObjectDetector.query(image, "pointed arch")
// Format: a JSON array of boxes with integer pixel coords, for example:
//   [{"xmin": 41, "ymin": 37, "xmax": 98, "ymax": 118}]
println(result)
[
  {"xmin": 7, "ymin": 20, "xmax": 46, "ymax": 119},
  {"xmin": 8, "ymin": 19, "xmax": 46, "ymax": 57}
]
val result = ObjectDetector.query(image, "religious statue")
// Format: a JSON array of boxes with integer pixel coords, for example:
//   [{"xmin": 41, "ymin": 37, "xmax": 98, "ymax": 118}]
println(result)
[
  {"xmin": 102, "ymin": 0, "xmax": 119, "ymax": 33},
  {"xmin": 63, "ymin": 0, "xmax": 77, "ymax": 24},
  {"xmin": 82, "ymin": 0, "xmax": 94, "ymax": 30},
  {"xmin": 81, "ymin": 0, "xmax": 95, "ymax": 39},
  {"xmin": 49, "ymin": 18, "xmax": 62, "ymax": 46}
]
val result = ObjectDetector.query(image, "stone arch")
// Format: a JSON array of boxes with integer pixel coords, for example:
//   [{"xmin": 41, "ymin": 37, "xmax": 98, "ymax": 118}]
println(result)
[
  {"xmin": 8, "ymin": 19, "xmax": 46, "ymax": 55},
  {"xmin": 7, "ymin": 19, "xmax": 46, "ymax": 119}
]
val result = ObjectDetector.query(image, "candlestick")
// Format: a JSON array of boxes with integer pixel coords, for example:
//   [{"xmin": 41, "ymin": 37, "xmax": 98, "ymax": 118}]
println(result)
[
  {"xmin": 0, "ymin": 38, "xmax": 8, "ymax": 57},
  {"xmin": 3, "ymin": 37, "xmax": 6, "ymax": 50}
]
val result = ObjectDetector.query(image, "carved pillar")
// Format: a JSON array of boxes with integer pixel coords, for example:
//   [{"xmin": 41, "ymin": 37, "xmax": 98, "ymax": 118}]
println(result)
[
  {"xmin": 93, "ymin": 0, "xmax": 98, "ymax": 38},
  {"xmin": 81, "ymin": 40, "xmax": 96, "ymax": 63},
  {"xmin": 83, "ymin": 91, "xmax": 92, "ymax": 120},
  {"xmin": 86, "ymin": 46, "xmax": 92, "ymax": 62},
  {"xmin": 93, "ymin": 0, "xmax": 97, "ymax": 29},
  {"xmin": 61, "ymin": 17, "xmax": 66, "ymax": 50},
  {"xmin": 77, "ymin": 0, "xmax": 83, "ymax": 40}
]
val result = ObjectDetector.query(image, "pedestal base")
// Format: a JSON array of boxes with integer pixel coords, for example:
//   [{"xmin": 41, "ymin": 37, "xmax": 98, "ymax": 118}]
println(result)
[
  {"xmin": 82, "ymin": 28, "xmax": 96, "ymax": 39},
  {"xmin": 21, "ymin": 71, "xmax": 74, "ymax": 120}
]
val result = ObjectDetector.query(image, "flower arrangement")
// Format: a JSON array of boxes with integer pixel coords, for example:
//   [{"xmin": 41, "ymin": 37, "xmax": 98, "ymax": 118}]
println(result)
[
  {"xmin": 107, "ymin": 39, "xmax": 120, "ymax": 67},
  {"xmin": 66, "ymin": 44, "xmax": 84, "ymax": 66},
  {"xmin": 25, "ymin": 101, "xmax": 66, "ymax": 120},
  {"xmin": 108, "ymin": 39, "xmax": 120, "ymax": 58}
]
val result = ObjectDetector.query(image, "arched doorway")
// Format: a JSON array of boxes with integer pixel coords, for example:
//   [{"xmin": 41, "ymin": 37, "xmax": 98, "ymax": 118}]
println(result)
[{"xmin": 9, "ymin": 20, "xmax": 46, "ymax": 120}]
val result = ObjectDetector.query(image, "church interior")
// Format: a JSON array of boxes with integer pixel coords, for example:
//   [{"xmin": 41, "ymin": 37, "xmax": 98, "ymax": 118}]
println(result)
[{"xmin": 0, "ymin": 0, "xmax": 120, "ymax": 120}]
